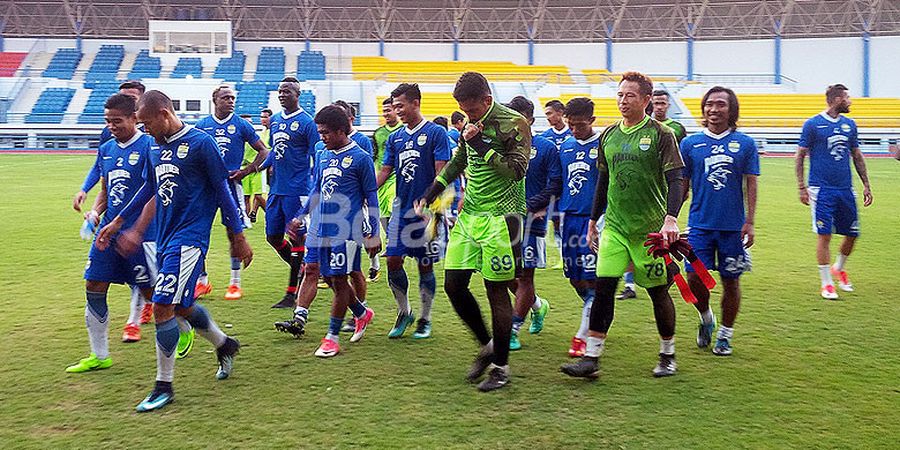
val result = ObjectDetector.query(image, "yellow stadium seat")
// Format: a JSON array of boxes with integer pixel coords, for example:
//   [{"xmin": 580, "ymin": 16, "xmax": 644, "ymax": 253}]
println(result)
[
  {"xmin": 354, "ymin": 56, "xmax": 573, "ymax": 84},
  {"xmin": 681, "ymin": 94, "xmax": 900, "ymax": 128},
  {"xmin": 539, "ymin": 95, "xmax": 622, "ymax": 126}
]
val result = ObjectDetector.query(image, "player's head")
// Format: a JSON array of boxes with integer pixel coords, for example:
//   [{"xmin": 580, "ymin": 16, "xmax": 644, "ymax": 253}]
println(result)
[
  {"xmin": 617, "ymin": 71, "xmax": 653, "ymax": 121},
  {"xmin": 331, "ymin": 100, "xmax": 357, "ymax": 130},
  {"xmin": 315, "ymin": 105, "xmax": 352, "ymax": 149},
  {"xmin": 391, "ymin": 83, "xmax": 422, "ymax": 125},
  {"xmin": 564, "ymin": 97, "xmax": 595, "ymax": 140},
  {"xmin": 433, "ymin": 116, "xmax": 449, "ymax": 129},
  {"xmin": 118, "ymin": 80, "xmax": 145, "ymax": 102},
  {"xmin": 544, "ymin": 100, "xmax": 566, "ymax": 128},
  {"xmin": 505, "ymin": 96, "xmax": 535, "ymax": 125},
  {"xmin": 136, "ymin": 90, "xmax": 179, "ymax": 144},
  {"xmin": 381, "ymin": 97, "xmax": 398, "ymax": 126},
  {"xmin": 104, "ymin": 93, "xmax": 138, "ymax": 141},
  {"xmin": 212, "ymin": 85, "xmax": 236, "ymax": 117},
  {"xmin": 701, "ymin": 86, "xmax": 739, "ymax": 132},
  {"xmin": 450, "ymin": 111, "xmax": 465, "ymax": 130},
  {"xmin": 651, "ymin": 90, "xmax": 670, "ymax": 121},
  {"xmin": 826, "ymin": 83, "xmax": 851, "ymax": 114},
  {"xmin": 453, "ymin": 72, "xmax": 492, "ymax": 122},
  {"xmin": 260, "ymin": 108, "xmax": 273, "ymax": 128},
  {"xmin": 239, "ymin": 113, "xmax": 253, "ymax": 125},
  {"xmin": 278, "ymin": 76, "xmax": 301, "ymax": 111}
]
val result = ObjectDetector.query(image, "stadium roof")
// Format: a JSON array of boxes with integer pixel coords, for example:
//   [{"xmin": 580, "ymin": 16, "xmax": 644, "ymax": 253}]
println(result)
[{"xmin": 3, "ymin": 0, "xmax": 899, "ymax": 42}]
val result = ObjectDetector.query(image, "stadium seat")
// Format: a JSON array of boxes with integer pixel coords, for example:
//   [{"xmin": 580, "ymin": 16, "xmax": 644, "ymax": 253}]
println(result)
[
  {"xmin": 353, "ymin": 56, "xmax": 573, "ymax": 84},
  {"xmin": 297, "ymin": 51, "xmax": 326, "ymax": 81},
  {"xmin": 171, "ymin": 57, "xmax": 203, "ymax": 79},
  {"xmin": 255, "ymin": 47, "xmax": 285, "ymax": 82},
  {"xmin": 539, "ymin": 95, "xmax": 621, "ymax": 123},
  {"xmin": 42, "ymin": 48, "xmax": 82, "ymax": 80},
  {"xmin": 78, "ymin": 81, "xmax": 120, "ymax": 124},
  {"xmin": 127, "ymin": 49, "xmax": 162, "ymax": 80},
  {"xmin": 0, "ymin": 52, "xmax": 28, "ymax": 77},
  {"xmin": 377, "ymin": 93, "xmax": 459, "ymax": 121},
  {"xmin": 26, "ymin": 87, "xmax": 76, "ymax": 123},
  {"xmin": 214, "ymin": 50, "xmax": 246, "ymax": 82},
  {"xmin": 299, "ymin": 90, "xmax": 316, "ymax": 116},
  {"xmin": 84, "ymin": 45, "xmax": 124, "ymax": 85}
]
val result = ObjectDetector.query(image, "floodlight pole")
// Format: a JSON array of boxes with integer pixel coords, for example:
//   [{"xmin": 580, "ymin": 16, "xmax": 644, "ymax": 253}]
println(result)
[
  {"xmin": 0, "ymin": 19, "xmax": 5, "ymax": 52},
  {"xmin": 773, "ymin": 20, "xmax": 782, "ymax": 85},
  {"xmin": 862, "ymin": 25, "xmax": 871, "ymax": 98},
  {"xmin": 686, "ymin": 23, "xmax": 695, "ymax": 82},
  {"xmin": 605, "ymin": 23, "xmax": 614, "ymax": 72}
]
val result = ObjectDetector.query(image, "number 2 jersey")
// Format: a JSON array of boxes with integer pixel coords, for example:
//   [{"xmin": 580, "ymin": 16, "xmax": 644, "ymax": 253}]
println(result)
[{"xmin": 95, "ymin": 131, "xmax": 156, "ymax": 239}]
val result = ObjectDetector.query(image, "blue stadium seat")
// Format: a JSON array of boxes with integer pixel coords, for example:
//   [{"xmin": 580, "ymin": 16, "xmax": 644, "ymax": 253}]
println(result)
[
  {"xmin": 42, "ymin": 48, "xmax": 82, "ymax": 80},
  {"xmin": 78, "ymin": 81, "xmax": 120, "ymax": 124},
  {"xmin": 255, "ymin": 47, "xmax": 285, "ymax": 82},
  {"xmin": 297, "ymin": 51, "xmax": 326, "ymax": 81},
  {"xmin": 84, "ymin": 45, "xmax": 124, "ymax": 85},
  {"xmin": 128, "ymin": 49, "xmax": 161, "ymax": 80},
  {"xmin": 26, "ymin": 87, "xmax": 76, "ymax": 123},
  {"xmin": 234, "ymin": 81, "xmax": 274, "ymax": 124},
  {"xmin": 299, "ymin": 90, "xmax": 316, "ymax": 116},
  {"xmin": 214, "ymin": 50, "xmax": 246, "ymax": 82},
  {"xmin": 171, "ymin": 57, "xmax": 203, "ymax": 79}
]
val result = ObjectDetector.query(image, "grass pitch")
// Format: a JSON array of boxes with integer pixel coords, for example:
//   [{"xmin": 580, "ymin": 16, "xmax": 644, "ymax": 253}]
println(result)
[{"xmin": 0, "ymin": 154, "xmax": 897, "ymax": 449}]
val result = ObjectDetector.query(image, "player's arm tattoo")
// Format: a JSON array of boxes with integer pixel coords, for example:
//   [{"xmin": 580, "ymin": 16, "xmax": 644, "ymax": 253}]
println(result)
[
  {"xmin": 794, "ymin": 147, "xmax": 808, "ymax": 188},
  {"xmin": 850, "ymin": 147, "xmax": 871, "ymax": 187},
  {"xmin": 744, "ymin": 175, "xmax": 758, "ymax": 225}
]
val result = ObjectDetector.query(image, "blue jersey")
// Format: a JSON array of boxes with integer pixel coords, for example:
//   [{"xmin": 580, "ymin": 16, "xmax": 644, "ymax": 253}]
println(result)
[
  {"xmin": 525, "ymin": 134, "xmax": 561, "ymax": 234},
  {"xmin": 82, "ymin": 125, "xmax": 138, "ymax": 192},
  {"xmin": 382, "ymin": 120, "xmax": 451, "ymax": 214},
  {"xmin": 558, "ymin": 133, "xmax": 600, "ymax": 215},
  {"xmin": 541, "ymin": 126, "xmax": 573, "ymax": 148},
  {"xmin": 448, "ymin": 128, "xmax": 460, "ymax": 146},
  {"xmin": 349, "ymin": 130, "xmax": 374, "ymax": 158},
  {"xmin": 268, "ymin": 108, "xmax": 320, "ymax": 196},
  {"xmin": 308, "ymin": 141, "xmax": 379, "ymax": 241},
  {"xmin": 96, "ymin": 132, "xmax": 156, "ymax": 239},
  {"xmin": 141, "ymin": 126, "xmax": 239, "ymax": 253},
  {"xmin": 799, "ymin": 112, "xmax": 858, "ymax": 189},
  {"xmin": 196, "ymin": 113, "xmax": 261, "ymax": 172},
  {"xmin": 681, "ymin": 129, "xmax": 760, "ymax": 232}
]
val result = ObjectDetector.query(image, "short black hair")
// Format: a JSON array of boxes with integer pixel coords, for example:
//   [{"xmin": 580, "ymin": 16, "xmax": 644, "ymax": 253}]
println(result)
[
  {"xmin": 104, "ymin": 93, "xmax": 137, "ymax": 115},
  {"xmin": 315, "ymin": 105, "xmax": 351, "ymax": 135},
  {"xmin": 261, "ymin": 108, "xmax": 273, "ymax": 116},
  {"xmin": 451, "ymin": 111, "xmax": 465, "ymax": 124},
  {"xmin": 382, "ymin": 97, "xmax": 393, "ymax": 106},
  {"xmin": 391, "ymin": 83, "xmax": 421, "ymax": 102},
  {"xmin": 701, "ymin": 86, "xmax": 740, "ymax": 131},
  {"xmin": 332, "ymin": 99, "xmax": 356, "ymax": 119},
  {"xmin": 505, "ymin": 95, "xmax": 534, "ymax": 120},
  {"xmin": 453, "ymin": 72, "xmax": 491, "ymax": 103},
  {"xmin": 652, "ymin": 90, "xmax": 669, "ymax": 98},
  {"xmin": 544, "ymin": 99, "xmax": 565, "ymax": 112},
  {"xmin": 564, "ymin": 97, "xmax": 594, "ymax": 118},
  {"xmin": 433, "ymin": 116, "xmax": 449, "ymax": 129},
  {"xmin": 281, "ymin": 76, "xmax": 300, "ymax": 83},
  {"xmin": 137, "ymin": 90, "xmax": 174, "ymax": 114},
  {"xmin": 119, "ymin": 80, "xmax": 146, "ymax": 93},
  {"xmin": 212, "ymin": 84, "xmax": 233, "ymax": 101},
  {"xmin": 239, "ymin": 113, "xmax": 253, "ymax": 119},
  {"xmin": 826, "ymin": 83, "xmax": 849, "ymax": 103}
]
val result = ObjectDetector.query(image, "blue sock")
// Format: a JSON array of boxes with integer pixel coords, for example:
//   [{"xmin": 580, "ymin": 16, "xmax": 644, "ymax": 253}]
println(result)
[
  {"xmin": 348, "ymin": 299, "xmax": 367, "ymax": 318},
  {"xmin": 584, "ymin": 288, "xmax": 596, "ymax": 304},
  {"xmin": 231, "ymin": 257, "xmax": 241, "ymax": 271},
  {"xmin": 186, "ymin": 304, "xmax": 227, "ymax": 348},
  {"xmin": 388, "ymin": 268, "xmax": 411, "ymax": 314},
  {"xmin": 512, "ymin": 315, "xmax": 525, "ymax": 333},
  {"xmin": 155, "ymin": 318, "xmax": 179, "ymax": 382},
  {"xmin": 419, "ymin": 271, "xmax": 436, "ymax": 321},
  {"xmin": 328, "ymin": 317, "xmax": 343, "ymax": 337},
  {"xmin": 624, "ymin": 271, "xmax": 635, "ymax": 285}
]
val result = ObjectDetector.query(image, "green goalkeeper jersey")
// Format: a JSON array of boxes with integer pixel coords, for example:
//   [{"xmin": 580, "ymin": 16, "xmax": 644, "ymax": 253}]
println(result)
[
  {"xmin": 599, "ymin": 115, "xmax": 684, "ymax": 238},
  {"xmin": 436, "ymin": 101, "xmax": 530, "ymax": 215},
  {"xmin": 373, "ymin": 122, "xmax": 402, "ymax": 170},
  {"xmin": 661, "ymin": 118, "xmax": 687, "ymax": 144}
]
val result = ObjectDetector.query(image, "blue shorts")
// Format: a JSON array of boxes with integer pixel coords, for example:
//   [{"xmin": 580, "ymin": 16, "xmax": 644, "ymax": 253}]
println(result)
[
  {"xmin": 522, "ymin": 232, "xmax": 546, "ymax": 269},
  {"xmin": 221, "ymin": 179, "xmax": 249, "ymax": 228},
  {"xmin": 312, "ymin": 239, "xmax": 362, "ymax": 277},
  {"xmin": 685, "ymin": 228, "xmax": 751, "ymax": 279},
  {"xmin": 385, "ymin": 213, "xmax": 446, "ymax": 265},
  {"xmin": 560, "ymin": 215, "xmax": 596, "ymax": 280},
  {"xmin": 84, "ymin": 238, "xmax": 153, "ymax": 288},
  {"xmin": 265, "ymin": 194, "xmax": 307, "ymax": 236},
  {"xmin": 808, "ymin": 187, "xmax": 859, "ymax": 237},
  {"xmin": 152, "ymin": 246, "xmax": 206, "ymax": 307}
]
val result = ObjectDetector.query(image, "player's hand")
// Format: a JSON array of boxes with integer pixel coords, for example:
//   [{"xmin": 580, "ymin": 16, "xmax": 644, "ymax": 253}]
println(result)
[
  {"xmin": 365, "ymin": 235, "xmax": 382, "ymax": 258},
  {"xmin": 462, "ymin": 123, "xmax": 483, "ymax": 141},
  {"xmin": 84, "ymin": 210, "xmax": 100, "ymax": 227},
  {"xmin": 95, "ymin": 216, "xmax": 123, "ymax": 251},
  {"xmin": 659, "ymin": 215, "xmax": 680, "ymax": 245},
  {"xmin": 229, "ymin": 168, "xmax": 248, "ymax": 182},
  {"xmin": 798, "ymin": 187, "xmax": 809, "ymax": 205},
  {"xmin": 286, "ymin": 217, "xmax": 305, "ymax": 241},
  {"xmin": 587, "ymin": 220, "xmax": 599, "ymax": 253},
  {"xmin": 532, "ymin": 208, "xmax": 547, "ymax": 220},
  {"xmin": 741, "ymin": 222, "xmax": 755, "ymax": 248},
  {"xmin": 413, "ymin": 198, "xmax": 429, "ymax": 218},
  {"xmin": 73, "ymin": 190, "xmax": 87, "ymax": 212},
  {"xmin": 862, "ymin": 186, "xmax": 873, "ymax": 207},
  {"xmin": 115, "ymin": 228, "xmax": 143, "ymax": 257},
  {"xmin": 230, "ymin": 232, "xmax": 253, "ymax": 268}
]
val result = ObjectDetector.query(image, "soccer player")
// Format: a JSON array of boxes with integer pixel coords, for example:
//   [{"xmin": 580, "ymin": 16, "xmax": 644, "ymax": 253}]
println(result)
[
  {"xmin": 618, "ymin": 89, "xmax": 688, "ymax": 300},
  {"xmin": 503, "ymin": 96, "xmax": 557, "ymax": 351},
  {"xmin": 795, "ymin": 84, "xmax": 873, "ymax": 299},
  {"xmin": 419, "ymin": 72, "xmax": 530, "ymax": 392},
  {"xmin": 65, "ymin": 94, "xmax": 157, "ymax": 373},
  {"xmin": 195, "ymin": 85, "xmax": 269, "ymax": 300},
  {"xmin": 556, "ymin": 97, "xmax": 603, "ymax": 358},
  {"xmin": 241, "ymin": 109, "xmax": 272, "ymax": 224},
  {"xmin": 95, "ymin": 90, "xmax": 251, "ymax": 412},
  {"xmin": 541, "ymin": 100, "xmax": 572, "ymax": 147},
  {"xmin": 376, "ymin": 83, "xmax": 451, "ymax": 339},
  {"xmin": 449, "ymin": 111, "xmax": 465, "ymax": 143},
  {"xmin": 680, "ymin": 86, "xmax": 759, "ymax": 356},
  {"xmin": 265, "ymin": 77, "xmax": 320, "ymax": 309},
  {"xmin": 561, "ymin": 71, "xmax": 685, "ymax": 379},
  {"xmin": 371, "ymin": 97, "xmax": 404, "ymax": 282},
  {"xmin": 292, "ymin": 105, "xmax": 380, "ymax": 357}
]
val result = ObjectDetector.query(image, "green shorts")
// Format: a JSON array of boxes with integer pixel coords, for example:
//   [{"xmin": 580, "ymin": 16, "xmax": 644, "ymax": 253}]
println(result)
[
  {"xmin": 378, "ymin": 175, "xmax": 396, "ymax": 218},
  {"xmin": 444, "ymin": 212, "xmax": 522, "ymax": 282},
  {"xmin": 595, "ymin": 227, "xmax": 667, "ymax": 288},
  {"xmin": 241, "ymin": 171, "xmax": 266, "ymax": 195}
]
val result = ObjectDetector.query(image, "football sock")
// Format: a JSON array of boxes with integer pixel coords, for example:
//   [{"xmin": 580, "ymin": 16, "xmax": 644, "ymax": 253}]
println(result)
[
  {"xmin": 660, "ymin": 337, "xmax": 675, "ymax": 356},
  {"xmin": 175, "ymin": 316, "xmax": 192, "ymax": 334},
  {"xmin": 700, "ymin": 308, "xmax": 715, "ymax": 325},
  {"xmin": 718, "ymin": 326, "xmax": 734, "ymax": 340},
  {"xmin": 512, "ymin": 315, "xmax": 525, "ymax": 333},
  {"xmin": 818, "ymin": 264, "xmax": 833, "ymax": 287},
  {"xmin": 445, "ymin": 270, "xmax": 491, "ymax": 346},
  {"xmin": 230, "ymin": 257, "xmax": 241, "ymax": 287},
  {"xmin": 288, "ymin": 246, "xmax": 304, "ymax": 291},
  {"xmin": 327, "ymin": 317, "xmax": 342, "ymax": 340},
  {"xmin": 85, "ymin": 291, "xmax": 109, "ymax": 359},
  {"xmin": 531, "ymin": 295, "xmax": 543, "ymax": 312},
  {"xmin": 275, "ymin": 239, "xmax": 292, "ymax": 263},
  {"xmin": 419, "ymin": 271, "xmax": 436, "ymax": 321},
  {"xmin": 198, "ymin": 273, "xmax": 209, "ymax": 285},
  {"xmin": 348, "ymin": 299, "xmax": 367, "ymax": 319},
  {"xmin": 185, "ymin": 304, "xmax": 227, "ymax": 348},
  {"xmin": 575, "ymin": 288, "xmax": 595, "ymax": 340},
  {"xmin": 293, "ymin": 306, "xmax": 309, "ymax": 321},
  {"xmin": 388, "ymin": 268, "xmax": 411, "ymax": 315},
  {"xmin": 834, "ymin": 253, "xmax": 849, "ymax": 271},
  {"xmin": 155, "ymin": 318, "xmax": 179, "ymax": 382},
  {"xmin": 585, "ymin": 336, "xmax": 606, "ymax": 358},
  {"xmin": 623, "ymin": 271, "xmax": 635, "ymax": 289},
  {"xmin": 370, "ymin": 254, "xmax": 380, "ymax": 271},
  {"xmin": 127, "ymin": 285, "xmax": 143, "ymax": 324}
]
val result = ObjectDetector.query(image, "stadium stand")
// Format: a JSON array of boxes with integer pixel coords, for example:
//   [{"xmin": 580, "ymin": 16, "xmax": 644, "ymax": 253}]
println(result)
[
  {"xmin": 78, "ymin": 82, "xmax": 119, "ymax": 124},
  {"xmin": 582, "ymin": 69, "xmax": 681, "ymax": 84},
  {"xmin": 26, "ymin": 87, "xmax": 76, "ymax": 123},
  {"xmin": 377, "ymin": 93, "xmax": 458, "ymax": 120},
  {"xmin": 297, "ymin": 51, "xmax": 326, "ymax": 81},
  {"xmin": 0, "ymin": 52, "xmax": 28, "ymax": 77},
  {"xmin": 539, "ymin": 95, "xmax": 622, "ymax": 121},
  {"xmin": 170, "ymin": 57, "xmax": 202, "ymax": 79},
  {"xmin": 255, "ymin": 47, "xmax": 285, "ymax": 82},
  {"xmin": 214, "ymin": 50, "xmax": 246, "ymax": 82},
  {"xmin": 299, "ymin": 90, "xmax": 316, "ymax": 116},
  {"xmin": 84, "ymin": 45, "xmax": 124, "ymax": 85},
  {"xmin": 42, "ymin": 48, "xmax": 82, "ymax": 80},
  {"xmin": 234, "ymin": 81, "xmax": 272, "ymax": 122},
  {"xmin": 353, "ymin": 57, "xmax": 573, "ymax": 83},
  {"xmin": 127, "ymin": 49, "xmax": 161, "ymax": 80}
]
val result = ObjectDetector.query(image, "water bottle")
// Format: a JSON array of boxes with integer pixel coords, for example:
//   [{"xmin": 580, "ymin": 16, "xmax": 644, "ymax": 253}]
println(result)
[{"xmin": 80, "ymin": 211, "xmax": 99, "ymax": 240}]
